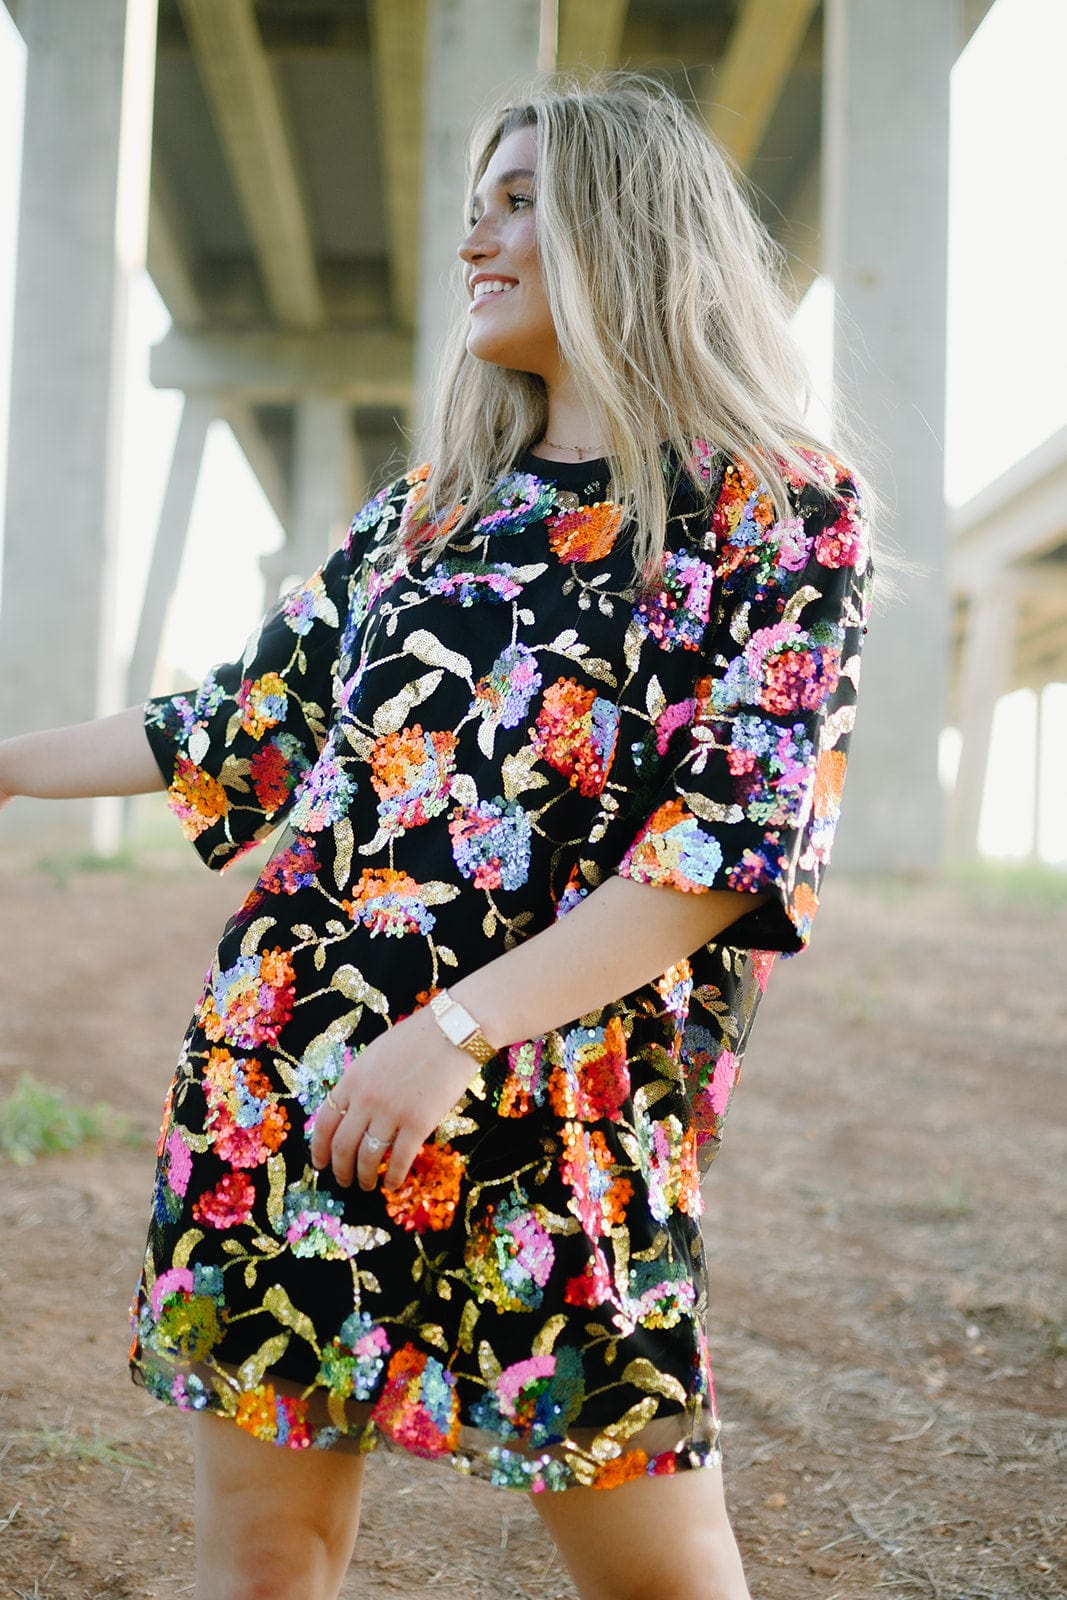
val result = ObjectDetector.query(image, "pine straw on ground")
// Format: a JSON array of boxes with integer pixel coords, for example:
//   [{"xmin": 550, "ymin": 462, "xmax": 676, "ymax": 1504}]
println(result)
[{"xmin": 0, "ymin": 860, "xmax": 1063, "ymax": 1598}]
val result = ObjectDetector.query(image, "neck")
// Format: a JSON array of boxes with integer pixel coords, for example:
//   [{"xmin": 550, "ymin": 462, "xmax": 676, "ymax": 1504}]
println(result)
[{"xmin": 532, "ymin": 372, "xmax": 606, "ymax": 462}]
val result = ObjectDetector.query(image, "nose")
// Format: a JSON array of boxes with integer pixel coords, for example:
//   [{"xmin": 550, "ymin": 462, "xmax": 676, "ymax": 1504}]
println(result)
[{"xmin": 458, "ymin": 213, "xmax": 497, "ymax": 265}]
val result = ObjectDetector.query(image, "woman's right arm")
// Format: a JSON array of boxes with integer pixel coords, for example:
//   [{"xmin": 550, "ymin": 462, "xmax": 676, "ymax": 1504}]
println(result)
[{"xmin": 0, "ymin": 705, "xmax": 164, "ymax": 810}]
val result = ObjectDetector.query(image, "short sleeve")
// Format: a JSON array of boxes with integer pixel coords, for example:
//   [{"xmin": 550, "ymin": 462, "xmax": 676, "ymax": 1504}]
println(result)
[
  {"xmin": 615, "ymin": 451, "xmax": 872, "ymax": 952},
  {"xmin": 144, "ymin": 479, "xmax": 405, "ymax": 869}
]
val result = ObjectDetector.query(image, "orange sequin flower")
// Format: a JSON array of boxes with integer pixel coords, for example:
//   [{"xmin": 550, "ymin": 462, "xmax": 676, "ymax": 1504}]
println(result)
[
  {"xmin": 593, "ymin": 1449, "xmax": 649, "ymax": 1489},
  {"xmin": 813, "ymin": 747, "xmax": 847, "ymax": 818},
  {"xmin": 168, "ymin": 755, "xmax": 228, "ymax": 841},
  {"xmin": 547, "ymin": 500, "xmax": 623, "ymax": 563},
  {"xmin": 383, "ymin": 1141, "xmax": 465, "ymax": 1233}
]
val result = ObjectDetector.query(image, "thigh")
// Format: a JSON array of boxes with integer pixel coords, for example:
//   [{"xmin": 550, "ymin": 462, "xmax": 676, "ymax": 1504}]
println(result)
[
  {"xmin": 192, "ymin": 1411, "xmax": 366, "ymax": 1600},
  {"xmin": 531, "ymin": 1464, "xmax": 750, "ymax": 1600}
]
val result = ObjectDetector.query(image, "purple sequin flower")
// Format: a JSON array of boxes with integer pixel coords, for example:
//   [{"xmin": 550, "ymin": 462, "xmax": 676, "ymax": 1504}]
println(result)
[
  {"xmin": 449, "ymin": 797, "xmax": 532, "ymax": 892},
  {"xmin": 472, "ymin": 644, "xmax": 543, "ymax": 732},
  {"xmin": 288, "ymin": 741, "xmax": 356, "ymax": 833}
]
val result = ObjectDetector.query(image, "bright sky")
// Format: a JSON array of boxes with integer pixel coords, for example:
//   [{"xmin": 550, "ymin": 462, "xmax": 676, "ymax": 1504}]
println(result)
[{"xmin": 0, "ymin": 0, "xmax": 1064, "ymax": 860}]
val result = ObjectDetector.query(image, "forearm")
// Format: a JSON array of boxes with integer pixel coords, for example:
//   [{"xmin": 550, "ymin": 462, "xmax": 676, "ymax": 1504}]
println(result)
[
  {"xmin": 453, "ymin": 877, "xmax": 767, "ymax": 1050},
  {"xmin": 0, "ymin": 706, "xmax": 165, "ymax": 800}
]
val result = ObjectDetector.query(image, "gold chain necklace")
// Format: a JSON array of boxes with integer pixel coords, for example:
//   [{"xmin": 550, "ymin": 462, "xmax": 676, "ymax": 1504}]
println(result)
[{"xmin": 539, "ymin": 436, "xmax": 607, "ymax": 462}]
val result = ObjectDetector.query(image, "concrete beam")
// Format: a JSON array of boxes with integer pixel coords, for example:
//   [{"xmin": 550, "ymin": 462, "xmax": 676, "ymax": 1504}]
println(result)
[
  {"xmin": 150, "ymin": 327, "xmax": 413, "ymax": 405},
  {"xmin": 127, "ymin": 396, "xmax": 212, "ymax": 705},
  {"xmin": 950, "ymin": 424, "xmax": 1067, "ymax": 593},
  {"xmin": 178, "ymin": 0, "xmax": 325, "ymax": 330},
  {"xmin": 147, "ymin": 153, "xmax": 205, "ymax": 329},
  {"xmin": 947, "ymin": 582, "xmax": 1017, "ymax": 859},
  {"xmin": 222, "ymin": 401, "xmax": 291, "ymax": 529},
  {"xmin": 0, "ymin": 0, "xmax": 155, "ymax": 855},
  {"xmin": 262, "ymin": 397, "xmax": 354, "ymax": 601},
  {"xmin": 368, "ymin": 0, "xmax": 427, "ymax": 333},
  {"xmin": 823, "ymin": 0, "xmax": 954, "ymax": 872},
  {"xmin": 775, "ymin": 144, "xmax": 821, "ymax": 301},
  {"xmin": 702, "ymin": 0, "xmax": 820, "ymax": 171},
  {"xmin": 414, "ymin": 0, "xmax": 542, "ymax": 440},
  {"xmin": 556, "ymin": 0, "xmax": 628, "ymax": 71}
]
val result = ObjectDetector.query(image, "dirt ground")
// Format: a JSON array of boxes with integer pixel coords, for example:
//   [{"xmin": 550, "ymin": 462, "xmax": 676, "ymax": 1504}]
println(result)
[{"xmin": 0, "ymin": 851, "xmax": 1063, "ymax": 1600}]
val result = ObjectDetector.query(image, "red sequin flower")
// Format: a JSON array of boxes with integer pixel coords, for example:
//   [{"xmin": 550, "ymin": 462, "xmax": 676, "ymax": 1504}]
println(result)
[
  {"xmin": 532, "ymin": 678, "xmax": 620, "ymax": 797},
  {"xmin": 192, "ymin": 1171, "xmax": 256, "ymax": 1229}
]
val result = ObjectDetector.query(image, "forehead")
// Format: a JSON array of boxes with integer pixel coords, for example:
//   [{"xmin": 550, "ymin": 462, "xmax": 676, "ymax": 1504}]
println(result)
[{"xmin": 476, "ymin": 125, "xmax": 538, "ymax": 194}]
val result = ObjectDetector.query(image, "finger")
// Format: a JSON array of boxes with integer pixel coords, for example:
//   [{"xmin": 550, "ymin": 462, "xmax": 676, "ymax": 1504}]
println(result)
[
  {"xmin": 329, "ymin": 1112, "xmax": 367, "ymax": 1189},
  {"xmin": 308, "ymin": 1092, "xmax": 344, "ymax": 1170},
  {"xmin": 355, "ymin": 1127, "xmax": 397, "ymax": 1192},
  {"xmin": 380, "ymin": 1131, "xmax": 421, "ymax": 1194},
  {"xmin": 355, "ymin": 1135, "xmax": 392, "ymax": 1192}
]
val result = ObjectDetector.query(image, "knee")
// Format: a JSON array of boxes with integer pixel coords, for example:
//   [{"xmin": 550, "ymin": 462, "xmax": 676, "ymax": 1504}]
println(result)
[{"xmin": 196, "ymin": 1523, "xmax": 342, "ymax": 1600}]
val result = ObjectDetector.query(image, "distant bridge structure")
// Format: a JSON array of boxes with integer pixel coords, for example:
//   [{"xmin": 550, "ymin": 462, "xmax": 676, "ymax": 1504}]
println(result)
[{"xmin": 4, "ymin": 0, "xmax": 1043, "ymax": 872}]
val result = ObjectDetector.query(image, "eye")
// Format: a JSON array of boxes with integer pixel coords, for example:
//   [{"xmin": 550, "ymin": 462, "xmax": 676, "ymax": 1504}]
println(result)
[{"xmin": 508, "ymin": 192, "xmax": 533, "ymax": 211}]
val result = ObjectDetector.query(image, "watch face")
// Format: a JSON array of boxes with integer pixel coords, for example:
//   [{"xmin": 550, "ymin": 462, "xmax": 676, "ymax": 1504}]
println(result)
[{"xmin": 439, "ymin": 1009, "xmax": 469, "ymax": 1046}]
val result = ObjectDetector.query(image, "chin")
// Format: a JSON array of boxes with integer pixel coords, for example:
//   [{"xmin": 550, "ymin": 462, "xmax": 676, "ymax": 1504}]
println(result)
[{"xmin": 466, "ymin": 335, "xmax": 551, "ymax": 381}]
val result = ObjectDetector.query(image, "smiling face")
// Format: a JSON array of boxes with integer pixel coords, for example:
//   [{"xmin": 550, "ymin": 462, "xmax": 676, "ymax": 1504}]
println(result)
[{"xmin": 458, "ymin": 125, "xmax": 561, "ymax": 383}]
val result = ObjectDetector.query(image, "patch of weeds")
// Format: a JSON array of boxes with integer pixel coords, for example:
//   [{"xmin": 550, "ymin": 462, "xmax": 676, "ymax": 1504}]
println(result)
[
  {"xmin": 904, "ymin": 1176, "xmax": 975, "ymax": 1220},
  {"xmin": 947, "ymin": 859, "xmax": 1067, "ymax": 910},
  {"xmin": 24, "ymin": 1425, "xmax": 157, "ymax": 1472},
  {"xmin": 34, "ymin": 847, "xmax": 140, "ymax": 890},
  {"xmin": 0, "ymin": 1073, "xmax": 130, "ymax": 1165},
  {"xmin": 1041, "ymin": 1325, "xmax": 1067, "ymax": 1360}
]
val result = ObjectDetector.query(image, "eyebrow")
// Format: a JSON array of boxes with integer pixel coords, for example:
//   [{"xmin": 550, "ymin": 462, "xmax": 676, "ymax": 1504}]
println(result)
[{"xmin": 470, "ymin": 167, "xmax": 536, "ymax": 213}]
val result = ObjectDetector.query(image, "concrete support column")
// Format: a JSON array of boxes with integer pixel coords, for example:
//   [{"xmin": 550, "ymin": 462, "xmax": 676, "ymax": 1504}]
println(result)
[
  {"xmin": 822, "ymin": 0, "xmax": 956, "ymax": 872},
  {"xmin": 261, "ymin": 397, "xmax": 354, "ymax": 600},
  {"xmin": 1030, "ymin": 681, "xmax": 1044, "ymax": 864},
  {"xmin": 127, "ymin": 396, "xmax": 213, "ymax": 707},
  {"xmin": 947, "ymin": 583, "xmax": 1016, "ymax": 860},
  {"xmin": 413, "ymin": 0, "xmax": 543, "ymax": 440},
  {"xmin": 0, "ymin": 0, "xmax": 156, "ymax": 852}
]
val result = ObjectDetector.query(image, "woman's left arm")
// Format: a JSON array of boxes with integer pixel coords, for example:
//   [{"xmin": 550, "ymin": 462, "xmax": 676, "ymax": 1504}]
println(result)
[{"xmin": 311, "ymin": 878, "xmax": 765, "ymax": 1191}]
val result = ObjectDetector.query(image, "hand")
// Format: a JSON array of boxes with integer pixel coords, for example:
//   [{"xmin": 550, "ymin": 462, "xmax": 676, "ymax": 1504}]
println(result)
[
  {"xmin": 0, "ymin": 785, "xmax": 13, "ymax": 812},
  {"xmin": 308, "ymin": 1006, "xmax": 477, "ymax": 1193}
]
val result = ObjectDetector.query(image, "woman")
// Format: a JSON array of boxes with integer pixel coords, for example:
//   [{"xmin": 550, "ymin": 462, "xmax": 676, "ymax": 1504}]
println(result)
[{"xmin": 0, "ymin": 77, "xmax": 871, "ymax": 1600}]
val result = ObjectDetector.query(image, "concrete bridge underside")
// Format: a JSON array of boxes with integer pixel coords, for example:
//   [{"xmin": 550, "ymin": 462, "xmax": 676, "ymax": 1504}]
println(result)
[{"xmin": 3, "ymin": 0, "xmax": 1050, "ymax": 870}]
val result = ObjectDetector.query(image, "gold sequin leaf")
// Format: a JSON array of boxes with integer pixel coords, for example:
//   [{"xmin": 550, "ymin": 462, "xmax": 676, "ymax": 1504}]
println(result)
[
  {"xmin": 238, "ymin": 1332, "xmax": 292, "ymax": 1391},
  {"xmin": 262, "ymin": 1285, "xmax": 319, "ymax": 1351},
  {"xmin": 590, "ymin": 1397, "xmax": 660, "ymax": 1458},
  {"xmin": 402, "ymin": 628, "xmax": 472, "ymax": 680},
  {"xmin": 532, "ymin": 1314, "xmax": 568, "ymax": 1356},
  {"xmin": 372, "ymin": 671, "xmax": 444, "ymax": 736},
  {"xmin": 330, "ymin": 965, "xmax": 389, "ymax": 1016},
  {"xmin": 782, "ymin": 583, "xmax": 820, "ymax": 626},
  {"xmin": 240, "ymin": 916, "xmax": 277, "ymax": 957},
  {"xmin": 620, "ymin": 1359, "xmax": 687, "ymax": 1405}
]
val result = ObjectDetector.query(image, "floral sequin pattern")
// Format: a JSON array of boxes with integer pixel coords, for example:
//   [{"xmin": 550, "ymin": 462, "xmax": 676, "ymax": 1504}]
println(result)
[
  {"xmin": 532, "ymin": 678, "xmax": 620, "ymax": 797},
  {"xmin": 369, "ymin": 725, "xmax": 457, "ymax": 834},
  {"xmin": 135, "ymin": 449, "xmax": 870, "ymax": 1489},
  {"xmin": 632, "ymin": 550, "xmax": 715, "ymax": 651}
]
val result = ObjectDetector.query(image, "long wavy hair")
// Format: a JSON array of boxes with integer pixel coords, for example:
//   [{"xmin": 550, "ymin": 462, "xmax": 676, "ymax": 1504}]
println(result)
[{"xmin": 408, "ymin": 75, "xmax": 843, "ymax": 578}]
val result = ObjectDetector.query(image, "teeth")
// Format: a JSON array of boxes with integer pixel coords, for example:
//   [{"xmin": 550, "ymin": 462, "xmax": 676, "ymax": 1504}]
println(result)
[{"xmin": 473, "ymin": 279, "xmax": 515, "ymax": 300}]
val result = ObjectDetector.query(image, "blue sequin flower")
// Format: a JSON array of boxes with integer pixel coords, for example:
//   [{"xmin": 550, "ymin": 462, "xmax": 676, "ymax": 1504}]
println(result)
[{"xmin": 448, "ymin": 797, "xmax": 532, "ymax": 892}]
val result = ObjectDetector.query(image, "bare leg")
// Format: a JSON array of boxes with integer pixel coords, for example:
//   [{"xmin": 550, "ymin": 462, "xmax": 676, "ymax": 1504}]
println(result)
[
  {"xmin": 532, "ymin": 1464, "xmax": 751, "ymax": 1600},
  {"xmin": 191, "ymin": 1412, "xmax": 366, "ymax": 1600}
]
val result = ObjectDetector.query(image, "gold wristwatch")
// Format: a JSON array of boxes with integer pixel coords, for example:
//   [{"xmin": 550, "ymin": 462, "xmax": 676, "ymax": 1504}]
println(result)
[{"xmin": 429, "ymin": 989, "xmax": 496, "ymax": 1065}]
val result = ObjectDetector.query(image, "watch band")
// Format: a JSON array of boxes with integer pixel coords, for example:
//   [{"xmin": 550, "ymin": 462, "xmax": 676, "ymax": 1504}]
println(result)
[{"xmin": 429, "ymin": 989, "xmax": 496, "ymax": 1066}]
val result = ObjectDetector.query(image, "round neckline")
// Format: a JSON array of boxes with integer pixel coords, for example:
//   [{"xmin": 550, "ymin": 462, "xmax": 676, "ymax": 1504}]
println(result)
[{"xmin": 517, "ymin": 449, "xmax": 610, "ymax": 484}]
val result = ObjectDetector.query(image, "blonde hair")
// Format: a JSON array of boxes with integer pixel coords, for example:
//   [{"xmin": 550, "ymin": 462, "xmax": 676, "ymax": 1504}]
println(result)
[{"xmin": 408, "ymin": 74, "xmax": 843, "ymax": 579}]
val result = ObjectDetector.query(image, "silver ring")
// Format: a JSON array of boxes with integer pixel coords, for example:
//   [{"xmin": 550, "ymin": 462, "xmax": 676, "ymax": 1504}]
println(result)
[
  {"xmin": 325, "ymin": 1090, "xmax": 344, "ymax": 1115},
  {"xmin": 361, "ymin": 1131, "xmax": 392, "ymax": 1155}
]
